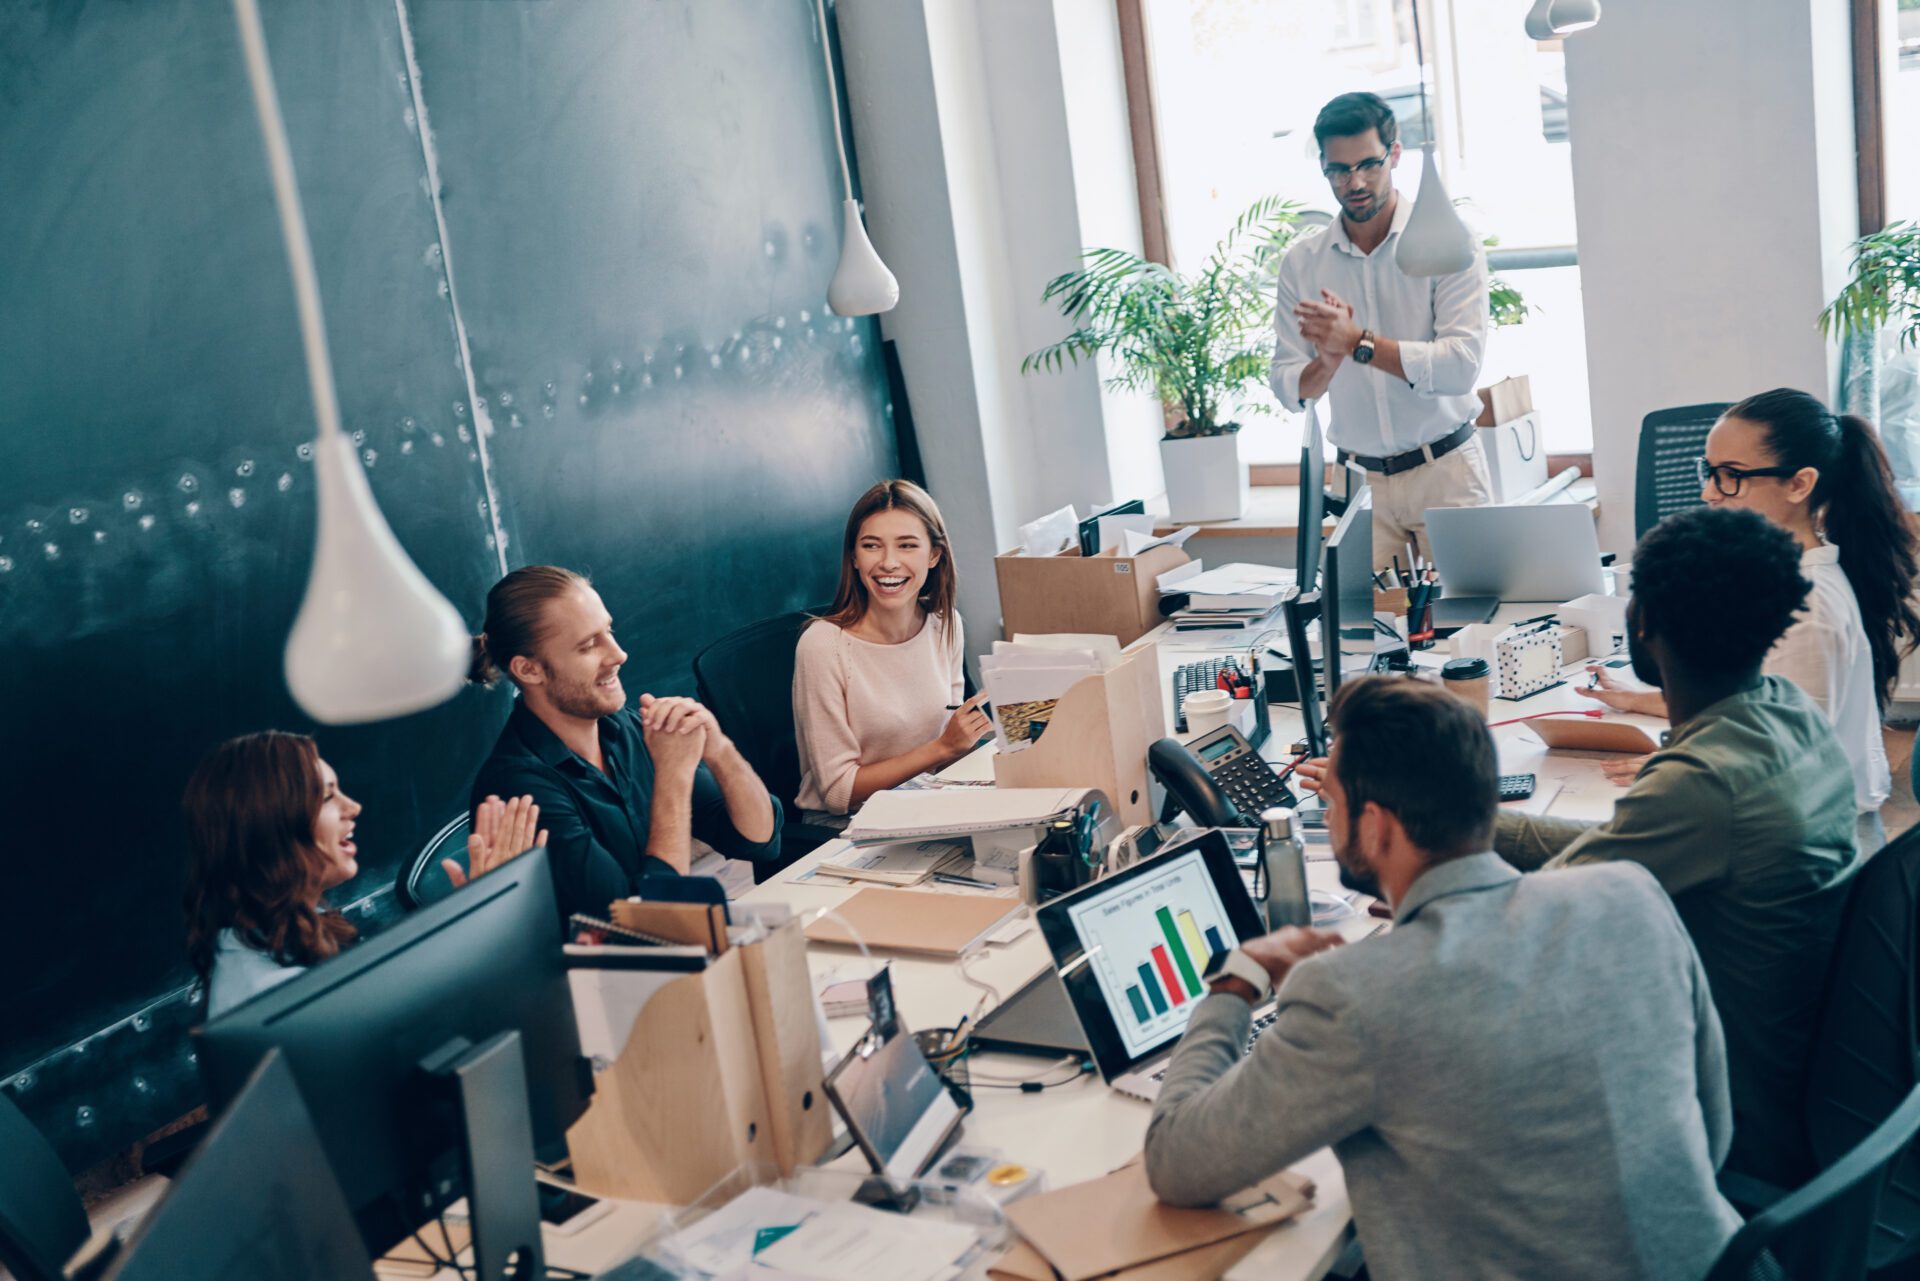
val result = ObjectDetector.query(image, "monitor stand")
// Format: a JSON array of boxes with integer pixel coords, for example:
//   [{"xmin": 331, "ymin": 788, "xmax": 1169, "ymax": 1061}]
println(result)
[{"xmin": 420, "ymin": 1031, "xmax": 546, "ymax": 1281}]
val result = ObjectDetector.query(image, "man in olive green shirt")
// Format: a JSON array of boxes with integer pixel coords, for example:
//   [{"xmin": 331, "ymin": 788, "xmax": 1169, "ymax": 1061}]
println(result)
[{"xmin": 1496, "ymin": 507, "xmax": 1858, "ymax": 1187}]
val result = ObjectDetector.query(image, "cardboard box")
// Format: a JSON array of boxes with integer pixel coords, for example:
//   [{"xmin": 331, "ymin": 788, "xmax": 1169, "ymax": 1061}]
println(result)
[
  {"xmin": 1474, "ymin": 375, "xmax": 1533, "ymax": 427},
  {"xmin": 995, "ymin": 543, "xmax": 1190, "ymax": 646}
]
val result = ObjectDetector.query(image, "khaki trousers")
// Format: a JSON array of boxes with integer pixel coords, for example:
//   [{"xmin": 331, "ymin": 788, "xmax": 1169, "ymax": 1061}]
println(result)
[{"xmin": 1365, "ymin": 435, "xmax": 1494, "ymax": 573}]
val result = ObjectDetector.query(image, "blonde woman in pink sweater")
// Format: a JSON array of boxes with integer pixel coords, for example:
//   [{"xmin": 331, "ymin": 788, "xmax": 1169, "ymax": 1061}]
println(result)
[{"xmin": 793, "ymin": 481, "xmax": 990, "ymax": 816}]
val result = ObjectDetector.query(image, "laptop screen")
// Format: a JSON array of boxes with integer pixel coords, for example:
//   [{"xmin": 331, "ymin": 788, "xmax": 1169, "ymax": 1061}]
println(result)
[{"xmin": 1036, "ymin": 831, "xmax": 1268, "ymax": 1082}]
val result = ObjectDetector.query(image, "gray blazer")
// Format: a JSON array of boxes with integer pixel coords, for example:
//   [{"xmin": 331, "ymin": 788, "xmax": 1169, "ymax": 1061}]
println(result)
[{"xmin": 1145, "ymin": 853, "xmax": 1742, "ymax": 1281}]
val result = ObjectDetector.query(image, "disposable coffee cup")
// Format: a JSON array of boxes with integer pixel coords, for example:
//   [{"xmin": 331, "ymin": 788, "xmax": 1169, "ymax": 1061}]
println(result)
[
  {"xmin": 1182, "ymin": 688, "xmax": 1234, "ymax": 736},
  {"xmin": 1441, "ymin": 657, "xmax": 1491, "ymax": 717}
]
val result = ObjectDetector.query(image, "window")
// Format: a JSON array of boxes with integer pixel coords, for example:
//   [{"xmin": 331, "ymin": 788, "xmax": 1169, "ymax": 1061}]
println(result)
[{"xmin": 1135, "ymin": 0, "xmax": 1592, "ymax": 463}]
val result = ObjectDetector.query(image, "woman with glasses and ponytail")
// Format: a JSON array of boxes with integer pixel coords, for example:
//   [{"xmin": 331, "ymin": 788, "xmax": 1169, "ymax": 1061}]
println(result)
[{"xmin": 1584, "ymin": 388, "xmax": 1918, "ymax": 852}]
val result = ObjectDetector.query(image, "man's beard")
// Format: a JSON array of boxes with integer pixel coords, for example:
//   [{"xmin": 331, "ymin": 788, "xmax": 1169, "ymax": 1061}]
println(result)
[
  {"xmin": 546, "ymin": 667, "xmax": 621, "ymax": 719},
  {"xmin": 1334, "ymin": 816, "xmax": 1383, "ymax": 898},
  {"xmin": 1628, "ymin": 625, "xmax": 1662, "ymax": 689}
]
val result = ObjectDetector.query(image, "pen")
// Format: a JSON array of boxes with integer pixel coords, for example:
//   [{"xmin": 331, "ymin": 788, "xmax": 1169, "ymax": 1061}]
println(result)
[{"xmin": 932, "ymin": 872, "xmax": 998, "ymax": 890}]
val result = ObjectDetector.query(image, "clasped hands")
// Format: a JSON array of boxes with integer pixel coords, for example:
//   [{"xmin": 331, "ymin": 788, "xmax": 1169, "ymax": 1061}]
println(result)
[{"xmin": 1295, "ymin": 288, "xmax": 1363, "ymax": 361}]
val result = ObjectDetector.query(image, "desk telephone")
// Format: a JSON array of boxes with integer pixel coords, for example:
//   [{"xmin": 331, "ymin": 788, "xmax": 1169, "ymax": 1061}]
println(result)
[{"xmin": 1149, "ymin": 725, "xmax": 1298, "ymax": 827}]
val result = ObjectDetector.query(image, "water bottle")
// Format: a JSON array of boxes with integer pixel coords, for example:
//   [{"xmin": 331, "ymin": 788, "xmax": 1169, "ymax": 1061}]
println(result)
[{"xmin": 1258, "ymin": 807, "xmax": 1312, "ymax": 930}]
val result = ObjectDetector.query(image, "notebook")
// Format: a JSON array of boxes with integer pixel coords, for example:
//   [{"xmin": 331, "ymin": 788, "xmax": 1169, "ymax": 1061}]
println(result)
[{"xmin": 803, "ymin": 888, "xmax": 1023, "ymax": 957}]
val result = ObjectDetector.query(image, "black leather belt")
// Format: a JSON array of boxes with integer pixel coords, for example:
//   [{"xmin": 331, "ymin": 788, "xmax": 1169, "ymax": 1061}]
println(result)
[{"xmin": 1339, "ymin": 421, "xmax": 1475, "ymax": 477}]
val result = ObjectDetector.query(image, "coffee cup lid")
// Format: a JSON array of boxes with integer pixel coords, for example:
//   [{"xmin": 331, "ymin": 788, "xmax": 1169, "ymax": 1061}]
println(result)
[{"xmin": 1442, "ymin": 657, "xmax": 1490, "ymax": 679}]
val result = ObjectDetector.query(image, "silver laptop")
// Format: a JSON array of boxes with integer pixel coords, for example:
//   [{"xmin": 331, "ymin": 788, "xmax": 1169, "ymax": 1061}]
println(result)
[
  {"xmin": 1424, "ymin": 503, "xmax": 1606, "ymax": 602},
  {"xmin": 1033, "ymin": 832, "xmax": 1276, "ymax": 1102}
]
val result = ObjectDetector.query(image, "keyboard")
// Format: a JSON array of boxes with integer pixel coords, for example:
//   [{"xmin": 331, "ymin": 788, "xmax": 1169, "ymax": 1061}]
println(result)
[
  {"xmin": 1149, "ymin": 1008, "xmax": 1279, "ymax": 1082},
  {"xmin": 1173, "ymin": 658, "xmax": 1255, "ymax": 732}
]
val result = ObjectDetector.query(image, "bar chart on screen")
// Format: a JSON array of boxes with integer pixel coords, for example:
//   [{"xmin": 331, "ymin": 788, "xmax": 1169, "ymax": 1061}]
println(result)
[{"xmin": 1065, "ymin": 850, "xmax": 1239, "ymax": 1059}]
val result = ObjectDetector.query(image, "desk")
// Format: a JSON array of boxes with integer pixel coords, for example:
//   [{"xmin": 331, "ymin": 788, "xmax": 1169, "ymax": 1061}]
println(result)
[{"xmin": 431, "ymin": 610, "xmax": 1642, "ymax": 1281}]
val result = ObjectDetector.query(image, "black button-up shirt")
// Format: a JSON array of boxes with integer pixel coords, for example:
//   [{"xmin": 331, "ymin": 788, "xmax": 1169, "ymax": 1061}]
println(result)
[{"xmin": 472, "ymin": 701, "xmax": 782, "ymax": 924}]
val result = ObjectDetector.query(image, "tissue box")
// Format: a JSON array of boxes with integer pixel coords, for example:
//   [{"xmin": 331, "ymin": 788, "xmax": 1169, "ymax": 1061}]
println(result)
[{"xmin": 1495, "ymin": 626, "xmax": 1564, "ymax": 700}]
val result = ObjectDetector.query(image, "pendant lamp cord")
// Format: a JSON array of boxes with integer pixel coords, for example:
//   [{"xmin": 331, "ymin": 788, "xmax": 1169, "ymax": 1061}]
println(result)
[
  {"xmin": 813, "ymin": 0, "xmax": 857, "ymax": 202},
  {"xmin": 1410, "ymin": 0, "xmax": 1431, "ymax": 141},
  {"xmin": 231, "ymin": 0, "xmax": 343, "ymax": 442}
]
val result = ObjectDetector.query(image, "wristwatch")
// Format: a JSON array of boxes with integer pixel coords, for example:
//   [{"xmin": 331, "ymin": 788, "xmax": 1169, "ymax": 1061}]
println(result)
[
  {"xmin": 1352, "ymin": 329, "xmax": 1376, "ymax": 365},
  {"xmin": 1201, "ymin": 947, "xmax": 1273, "ymax": 1002}
]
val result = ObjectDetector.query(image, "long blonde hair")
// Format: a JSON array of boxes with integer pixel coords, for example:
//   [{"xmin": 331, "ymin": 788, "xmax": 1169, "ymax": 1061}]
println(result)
[{"xmin": 819, "ymin": 481, "xmax": 958, "ymax": 631}]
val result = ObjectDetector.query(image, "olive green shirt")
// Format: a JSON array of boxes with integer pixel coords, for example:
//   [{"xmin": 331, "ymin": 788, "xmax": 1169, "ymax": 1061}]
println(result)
[{"xmin": 1496, "ymin": 676, "xmax": 1858, "ymax": 1187}]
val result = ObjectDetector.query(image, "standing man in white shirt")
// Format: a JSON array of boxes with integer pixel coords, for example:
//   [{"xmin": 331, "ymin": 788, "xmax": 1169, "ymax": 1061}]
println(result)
[{"xmin": 1270, "ymin": 92, "xmax": 1493, "ymax": 571}]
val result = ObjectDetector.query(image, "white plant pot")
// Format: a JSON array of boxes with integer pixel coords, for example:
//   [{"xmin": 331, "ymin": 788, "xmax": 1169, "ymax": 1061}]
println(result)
[{"xmin": 1160, "ymin": 432, "xmax": 1249, "ymax": 522}]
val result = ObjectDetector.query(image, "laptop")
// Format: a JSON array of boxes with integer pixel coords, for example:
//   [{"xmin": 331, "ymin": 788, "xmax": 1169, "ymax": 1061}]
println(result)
[
  {"xmin": 1033, "ymin": 832, "xmax": 1274, "ymax": 1102},
  {"xmin": 1424, "ymin": 503, "xmax": 1606, "ymax": 602}
]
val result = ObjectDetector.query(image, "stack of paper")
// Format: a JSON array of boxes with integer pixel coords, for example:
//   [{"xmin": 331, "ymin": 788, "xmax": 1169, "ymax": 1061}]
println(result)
[
  {"xmin": 662, "ymin": 1185, "xmax": 982, "ymax": 1281},
  {"xmin": 817, "ymin": 838, "xmax": 970, "ymax": 887},
  {"xmin": 1157, "ymin": 561, "xmax": 1295, "ymax": 631},
  {"xmin": 979, "ymin": 637, "xmax": 1115, "ymax": 754},
  {"xmin": 844, "ymin": 787, "xmax": 1090, "ymax": 845}
]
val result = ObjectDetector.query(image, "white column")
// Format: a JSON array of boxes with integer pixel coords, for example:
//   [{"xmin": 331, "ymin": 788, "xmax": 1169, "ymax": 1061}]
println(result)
[{"xmin": 1564, "ymin": 0, "xmax": 1858, "ymax": 553}]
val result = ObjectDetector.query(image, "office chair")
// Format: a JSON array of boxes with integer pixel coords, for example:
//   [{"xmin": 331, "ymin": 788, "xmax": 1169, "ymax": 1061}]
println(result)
[
  {"xmin": 1704, "ymin": 1082, "xmax": 1920, "ymax": 1281},
  {"xmin": 1719, "ymin": 826, "xmax": 1920, "ymax": 1271},
  {"xmin": 1633, "ymin": 402, "xmax": 1729, "ymax": 539},
  {"xmin": 692, "ymin": 605, "xmax": 849, "ymax": 883},
  {"xmin": 392, "ymin": 812, "xmax": 471, "ymax": 910},
  {"xmin": 0, "ymin": 1092, "xmax": 90, "ymax": 1281}
]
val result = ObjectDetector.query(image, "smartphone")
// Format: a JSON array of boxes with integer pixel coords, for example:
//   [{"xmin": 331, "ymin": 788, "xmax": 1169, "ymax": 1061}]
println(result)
[{"xmin": 536, "ymin": 1183, "xmax": 612, "ymax": 1235}]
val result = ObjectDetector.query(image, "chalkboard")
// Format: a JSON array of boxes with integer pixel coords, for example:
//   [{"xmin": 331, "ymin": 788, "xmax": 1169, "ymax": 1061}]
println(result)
[{"xmin": 0, "ymin": 0, "xmax": 895, "ymax": 1173}]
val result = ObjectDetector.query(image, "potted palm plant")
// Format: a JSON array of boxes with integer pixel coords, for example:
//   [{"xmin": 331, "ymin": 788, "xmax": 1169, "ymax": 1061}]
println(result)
[
  {"xmin": 1023, "ymin": 197, "xmax": 1305, "ymax": 521},
  {"xmin": 1821, "ymin": 221, "xmax": 1920, "ymax": 350}
]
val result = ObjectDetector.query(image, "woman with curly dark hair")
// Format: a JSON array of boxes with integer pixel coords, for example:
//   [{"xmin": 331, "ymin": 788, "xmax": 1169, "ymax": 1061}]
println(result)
[{"xmin": 185, "ymin": 732, "xmax": 543, "ymax": 1019}]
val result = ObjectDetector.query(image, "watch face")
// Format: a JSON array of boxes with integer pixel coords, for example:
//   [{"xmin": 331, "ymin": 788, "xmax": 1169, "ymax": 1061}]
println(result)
[{"xmin": 1353, "ymin": 342, "xmax": 1374, "ymax": 365}]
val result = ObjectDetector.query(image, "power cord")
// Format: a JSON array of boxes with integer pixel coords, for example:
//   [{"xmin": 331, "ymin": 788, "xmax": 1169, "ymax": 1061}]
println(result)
[{"xmin": 967, "ymin": 1056, "xmax": 1095, "ymax": 1092}]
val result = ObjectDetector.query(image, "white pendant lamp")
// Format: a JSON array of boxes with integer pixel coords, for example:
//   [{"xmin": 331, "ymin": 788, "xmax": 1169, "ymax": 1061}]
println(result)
[
  {"xmin": 1526, "ymin": 0, "xmax": 1601, "ymax": 39},
  {"xmin": 1395, "ymin": 1, "xmax": 1475, "ymax": 278},
  {"xmin": 232, "ymin": 0, "xmax": 469, "ymax": 724},
  {"xmin": 814, "ymin": 0, "xmax": 898, "ymax": 316},
  {"xmin": 1548, "ymin": 0, "xmax": 1602, "ymax": 35}
]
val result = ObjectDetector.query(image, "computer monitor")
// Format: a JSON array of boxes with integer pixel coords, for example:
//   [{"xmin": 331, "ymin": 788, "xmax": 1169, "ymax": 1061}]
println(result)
[
  {"xmin": 196, "ymin": 848, "xmax": 590, "ymax": 1281},
  {"xmin": 1292, "ymin": 400, "xmax": 1329, "ymax": 592},
  {"xmin": 102, "ymin": 1049, "xmax": 375, "ymax": 1281},
  {"xmin": 1320, "ymin": 483, "xmax": 1375, "ymax": 705},
  {"xmin": 1281, "ymin": 591, "xmax": 1328, "ymax": 760}
]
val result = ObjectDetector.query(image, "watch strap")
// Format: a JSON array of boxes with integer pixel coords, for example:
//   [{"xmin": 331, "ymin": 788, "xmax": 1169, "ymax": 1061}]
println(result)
[{"xmin": 1208, "ymin": 948, "xmax": 1272, "ymax": 1001}]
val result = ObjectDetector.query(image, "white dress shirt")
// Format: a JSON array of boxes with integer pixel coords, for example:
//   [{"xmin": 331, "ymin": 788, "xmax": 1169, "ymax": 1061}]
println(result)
[
  {"xmin": 1269, "ymin": 194, "xmax": 1490, "ymax": 457},
  {"xmin": 1764, "ymin": 542, "xmax": 1890, "ymax": 814}
]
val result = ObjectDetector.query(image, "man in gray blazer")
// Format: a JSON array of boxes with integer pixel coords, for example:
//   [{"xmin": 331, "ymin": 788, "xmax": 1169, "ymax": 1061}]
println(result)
[{"xmin": 1145, "ymin": 678, "xmax": 1741, "ymax": 1281}]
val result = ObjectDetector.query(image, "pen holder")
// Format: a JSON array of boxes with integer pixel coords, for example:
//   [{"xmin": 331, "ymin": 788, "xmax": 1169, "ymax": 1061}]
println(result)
[
  {"xmin": 913, "ymin": 1027, "xmax": 973, "ymax": 1107},
  {"xmin": 1407, "ymin": 589, "xmax": 1436, "ymax": 651}
]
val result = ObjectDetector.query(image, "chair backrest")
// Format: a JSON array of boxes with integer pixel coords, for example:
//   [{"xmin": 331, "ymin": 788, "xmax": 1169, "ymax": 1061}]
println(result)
[
  {"xmin": 1706, "ymin": 1082, "xmax": 1920, "ymax": 1281},
  {"xmin": 692, "ymin": 606, "xmax": 827, "ymax": 809},
  {"xmin": 393, "ymin": 812, "xmax": 471, "ymax": 911},
  {"xmin": 1805, "ymin": 826, "xmax": 1920, "ymax": 1268},
  {"xmin": 0, "ymin": 1092, "xmax": 90, "ymax": 1281},
  {"xmin": 1634, "ymin": 402, "xmax": 1728, "ymax": 539}
]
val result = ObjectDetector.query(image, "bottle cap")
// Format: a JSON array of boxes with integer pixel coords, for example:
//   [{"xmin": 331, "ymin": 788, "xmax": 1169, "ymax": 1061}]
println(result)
[{"xmin": 1260, "ymin": 806, "xmax": 1296, "ymax": 840}]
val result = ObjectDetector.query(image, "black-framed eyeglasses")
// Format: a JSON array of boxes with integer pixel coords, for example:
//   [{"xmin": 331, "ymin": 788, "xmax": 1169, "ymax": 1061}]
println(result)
[
  {"xmin": 1321, "ymin": 154, "xmax": 1389, "ymax": 182},
  {"xmin": 1695, "ymin": 457, "xmax": 1798, "ymax": 497}
]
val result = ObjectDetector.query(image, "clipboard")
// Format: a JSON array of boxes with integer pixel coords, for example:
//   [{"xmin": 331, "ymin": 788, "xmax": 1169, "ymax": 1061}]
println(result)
[{"xmin": 1523, "ymin": 716, "xmax": 1662, "ymax": 754}]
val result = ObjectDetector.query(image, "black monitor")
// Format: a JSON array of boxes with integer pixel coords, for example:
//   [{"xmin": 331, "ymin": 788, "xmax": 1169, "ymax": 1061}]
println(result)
[
  {"xmin": 196, "ymin": 848, "xmax": 590, "ymax": 1281},
  {"xmin": 1282, "ymin": 591, "xmax": 1329, "ymax": 760},
  {"xmin": 1293, "ymin": 401, "xmax": 1329, "ymax": 593},
  {"xmin": 1320, "ymin": 483, "xmax": 1375, "ymax": 706},
  {"xmin": 101, "ymin": 1050, "xmax": 375, "ymax": 1280}
]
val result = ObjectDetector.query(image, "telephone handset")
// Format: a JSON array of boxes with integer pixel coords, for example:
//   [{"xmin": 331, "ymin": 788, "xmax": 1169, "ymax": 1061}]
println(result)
[{"xmin": 1149, "ymin": 725, "xmax": 1297, "ymax": 827}]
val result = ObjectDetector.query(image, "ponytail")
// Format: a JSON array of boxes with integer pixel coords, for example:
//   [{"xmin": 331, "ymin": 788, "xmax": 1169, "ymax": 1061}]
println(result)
[
  {"xmin": 470, "ymin": 566, "xmax": 590, "ymax": 689},
  {"xmin": 1729, "ymin": 388, "xmax": 1919, "ymax": 709},
  {"xmin": 1823, "ymin": 414, "xmax": 1919, "ymax": 709}
]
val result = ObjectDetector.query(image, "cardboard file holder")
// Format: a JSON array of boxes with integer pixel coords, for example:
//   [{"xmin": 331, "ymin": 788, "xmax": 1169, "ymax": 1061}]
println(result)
[
  {"xmin": 994, "ymin": 543, "xmax": 1191, "ymax": 647},
  {"xmin": 991, "ymin": 644, "xmax": 1165, "ymax": 826},
  {"xmin": 564, "ymin": 917, "xmax": 830, "ymax": 1204}
]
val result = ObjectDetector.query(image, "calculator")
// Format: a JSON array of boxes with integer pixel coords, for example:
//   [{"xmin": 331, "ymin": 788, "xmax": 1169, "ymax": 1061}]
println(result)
[{"xmin": 1499, "ymin": 773, "xmax": 1537, "ymax": 801}]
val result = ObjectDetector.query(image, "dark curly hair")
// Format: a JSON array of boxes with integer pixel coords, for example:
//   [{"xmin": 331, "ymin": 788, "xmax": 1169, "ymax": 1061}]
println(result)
[
  {"xmin": 183, "ymin": 731, "xmax": 356, "ymax": 988},
  {"xmin": 1631, "ymin": 507, "xmax": 1812, "ymax": 674}
]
